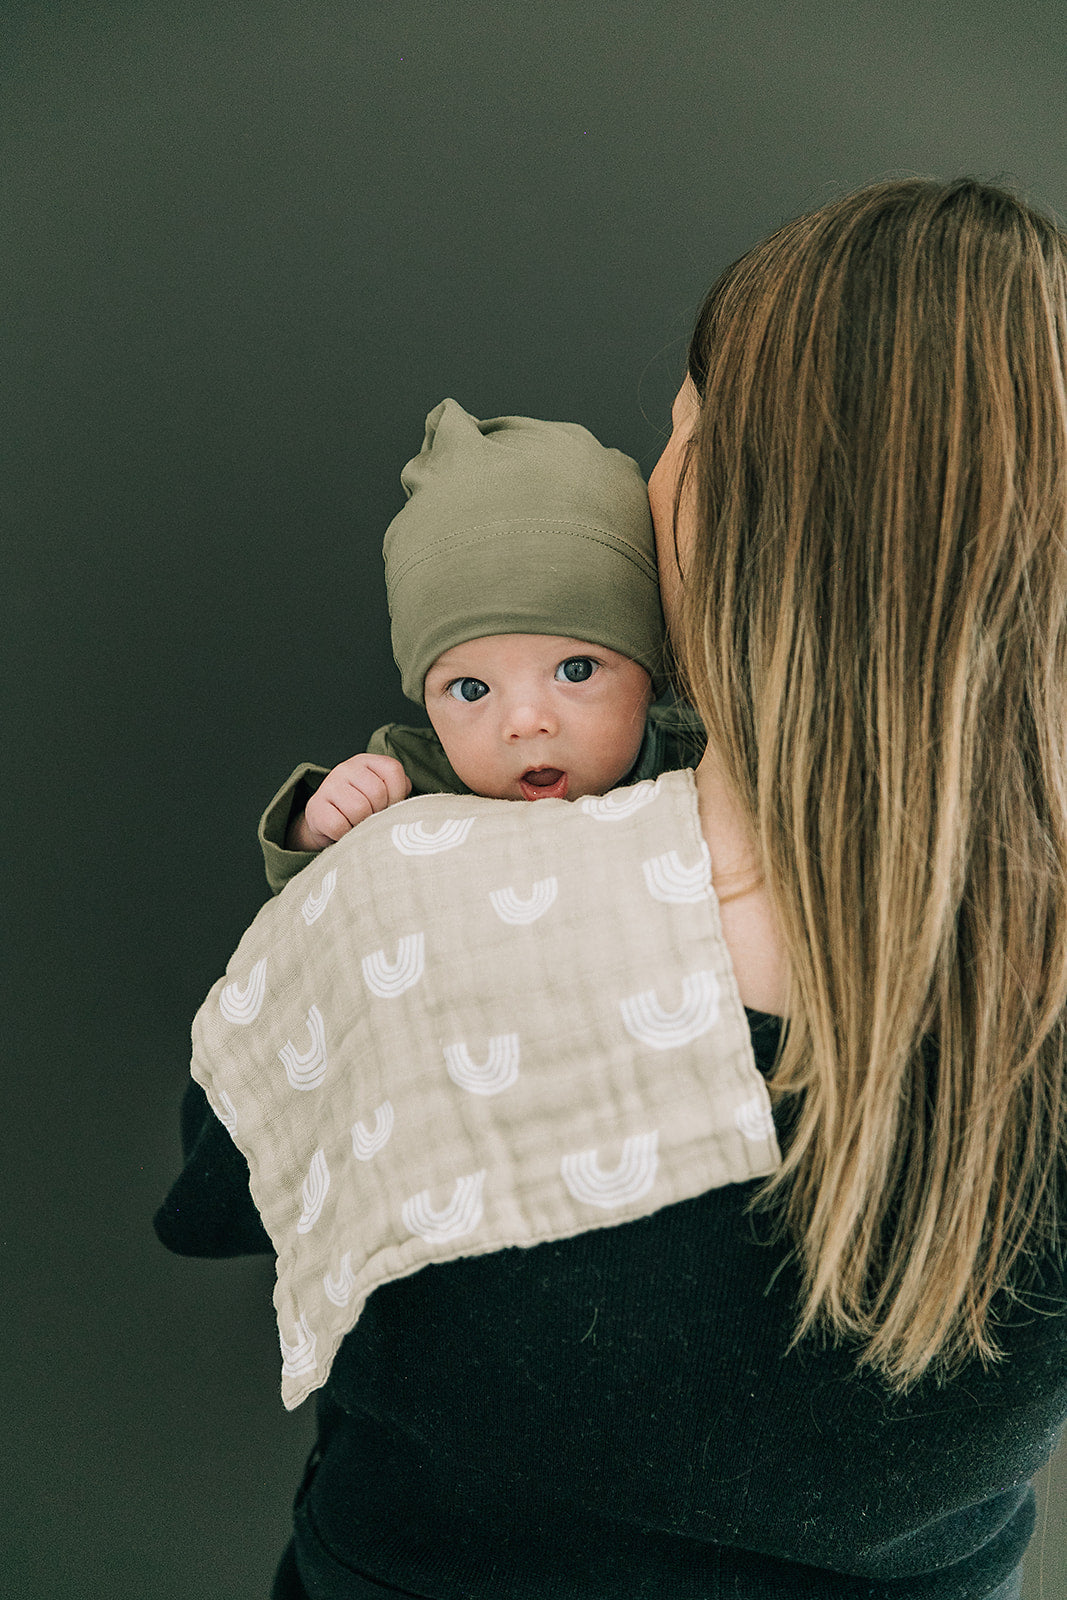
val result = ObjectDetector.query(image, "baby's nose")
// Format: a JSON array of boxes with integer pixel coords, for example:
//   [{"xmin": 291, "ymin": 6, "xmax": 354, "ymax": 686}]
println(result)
[{"xmin": 503, "ymin": 697, "xmax": 557, "ymax": 740}]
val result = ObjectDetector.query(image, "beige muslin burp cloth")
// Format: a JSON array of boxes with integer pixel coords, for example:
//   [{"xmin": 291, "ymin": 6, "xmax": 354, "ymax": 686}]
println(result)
[{"xmin": 190, "ymin": 769, "xmax": 782, "ymax": 1409}]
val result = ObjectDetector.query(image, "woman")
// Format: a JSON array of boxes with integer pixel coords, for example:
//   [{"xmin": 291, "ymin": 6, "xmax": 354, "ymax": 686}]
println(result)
[{"xmin": 157, "ymin": 178, "xmax": 1067, "ymax": 1598}]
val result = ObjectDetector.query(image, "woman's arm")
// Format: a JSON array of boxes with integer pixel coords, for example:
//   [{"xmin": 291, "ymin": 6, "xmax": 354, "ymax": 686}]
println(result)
[{"xmin": 152, "ymin": 1078, "xmax": 273, "ymax": 1257}]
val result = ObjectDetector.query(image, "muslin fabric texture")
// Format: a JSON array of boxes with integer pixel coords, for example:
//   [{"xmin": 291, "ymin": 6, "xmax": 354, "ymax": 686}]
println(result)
[{"xmin": 190, "ymin": 769, "xmax": 781, "ymax": 1409}]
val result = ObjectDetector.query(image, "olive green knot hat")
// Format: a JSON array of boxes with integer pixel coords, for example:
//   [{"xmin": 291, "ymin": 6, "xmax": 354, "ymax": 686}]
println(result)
[{"xmin": 383, "ymin": 398, "xmax": 666, "ymax": 704}]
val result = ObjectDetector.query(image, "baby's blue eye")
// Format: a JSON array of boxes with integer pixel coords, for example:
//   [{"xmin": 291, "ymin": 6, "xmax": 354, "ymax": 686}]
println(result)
[
  {"xmin": 447, "ymin": 677, "xmax": 490, "ymax": 702},
  {"xmin": 556, "ymin": 657, "xmax": 596, "ymax": 683}
]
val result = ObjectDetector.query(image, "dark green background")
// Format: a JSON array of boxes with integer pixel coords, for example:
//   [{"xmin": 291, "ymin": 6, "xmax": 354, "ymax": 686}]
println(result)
[{"xmin": 6, "ymin": 3, "xmax": 1066, "ymax": 1594}]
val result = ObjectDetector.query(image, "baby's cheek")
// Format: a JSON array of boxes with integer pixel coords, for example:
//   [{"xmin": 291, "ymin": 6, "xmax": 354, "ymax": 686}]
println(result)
[
  {"xmin": 590, "ymin": 725, "xmax": 642, "ymax": 788},
  {"xmin": 447, "ymin": 735, "xmax": 509, "ymax": 797}
]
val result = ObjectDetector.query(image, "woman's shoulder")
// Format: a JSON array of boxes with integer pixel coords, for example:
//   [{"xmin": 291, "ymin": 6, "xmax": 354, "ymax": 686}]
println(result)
[
  {"xmin": 693, "ymin": 762, "xmax": 791, "ymax": 1019},
  {"xmin": 716, "ymin": 877, "xmax": 791, "ymax": 1018}
]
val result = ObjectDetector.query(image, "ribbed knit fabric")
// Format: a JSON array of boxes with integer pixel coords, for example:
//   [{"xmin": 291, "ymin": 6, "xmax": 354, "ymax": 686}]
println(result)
[{"xmin": 154, "ymin": 1007, "xmax": 1065, "ymax": 1599}]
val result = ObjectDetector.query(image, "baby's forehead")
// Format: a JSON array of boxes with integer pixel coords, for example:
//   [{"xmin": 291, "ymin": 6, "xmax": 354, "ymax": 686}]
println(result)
[{"xmin": 426, "ymin": 633, "xmax": 616, "ymax": 677}]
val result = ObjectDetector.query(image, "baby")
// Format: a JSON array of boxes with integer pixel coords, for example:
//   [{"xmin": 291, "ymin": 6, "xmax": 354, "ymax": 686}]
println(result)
[{"xmin": 263, "ymin": 399, "xmax": 704, "ymax": 877}]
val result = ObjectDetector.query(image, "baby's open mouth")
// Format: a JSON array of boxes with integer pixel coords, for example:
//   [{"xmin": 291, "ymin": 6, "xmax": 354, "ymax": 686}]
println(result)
[{"xmin": 519, "ymin": 767, "xmax": 569, "ymax": 801}]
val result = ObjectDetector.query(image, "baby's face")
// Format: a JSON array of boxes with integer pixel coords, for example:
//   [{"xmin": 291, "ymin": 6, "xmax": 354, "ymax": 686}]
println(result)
[{"xmin": 423, "ymin": 634, "xmax": 653, "ymax": 802}]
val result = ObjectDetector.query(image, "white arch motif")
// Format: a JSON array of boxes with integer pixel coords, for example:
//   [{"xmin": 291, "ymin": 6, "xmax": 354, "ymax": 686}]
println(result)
[
  {"xmin": 642, "ymin": 846, "xmax": 712, "ymax": 904},
  {"xmin": 580, "ymin": 780, "xmax": 657, "ymax": 821},
  {"xmin": 560, "ymin": 1132, "xmax": 660, "ymax": 1209},
  {"xmin": 324, "ymin": 1251, "xmax": 358, "ymax": 1308},
  {"xmin": 207, "ymin": 1088, "xmax": 238, "ymax": 1134},
  {"xmin": 278, "ymin": 1004, "xmax": 328, "ymax": 1090},
  {"xmin": 351, "ymin": 1100, "xmax": 395, "ymax": 1160},
  {"xmin": 301, "ymin": 867, "xmax": 338, "ymax": 926},
  {"xmin": 619, "ymin": 971, "xmax": 720, "ymax": 1050},
  {"xmin": 279, "ymin": 1313, "xmax": 317, "ymax": 1378},
  {"xmin": 390, "ymin": 818, "xmax": 476, "ymax": 855},
  {"xmin": 443, "ymin": 1035, "xmax": 520, "ymax": 1096},
  {"xmin": 296, "ymin": 1148, "xmax": 330, "ymax": 1234},
  {"xmin": 361, "ymin": 934, "xmax": 425, "ymax": 999},
  {"xmin": 735, "ymin": 1094, "xmax": 776, "ymax": 1143},
  {"xmin": 489, "ymin": 878, "xmax": 558, "ymax": 925},
  {"xmin": 219, "ymin": 957, "xmax": 267, "ymax": 1025},
  {"xmin": 401, "ymin": 1171, "xmax": 486, "ymax": 1243}
]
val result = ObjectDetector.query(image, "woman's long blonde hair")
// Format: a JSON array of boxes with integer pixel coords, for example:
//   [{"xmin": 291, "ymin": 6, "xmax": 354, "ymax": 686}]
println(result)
[{"xmin": 674, "ymin": 177, "xmax": 1067, "ymax": 1393}]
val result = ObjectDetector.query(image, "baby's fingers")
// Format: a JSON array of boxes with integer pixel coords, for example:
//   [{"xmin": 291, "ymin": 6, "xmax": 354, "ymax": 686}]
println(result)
[
  {"xmin": 303, "ymin": 788, "xmax": 368, "ymax": 845},
  {"xmin": 302, "ymin": 753, "xmax": 413, "ymax": 847},
  {"xmin": 364, "ymin": 753, "xmax": 413, "ymax": 806},
  {"xmin": 338, "ymin": 766, "xmax": 393, "ymax": 821}
]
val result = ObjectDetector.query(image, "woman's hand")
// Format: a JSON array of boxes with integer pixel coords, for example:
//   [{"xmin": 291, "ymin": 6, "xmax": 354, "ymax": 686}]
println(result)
[{"xmin": 286, "ymin": 753, "xmax": 412, "ymax": 851}]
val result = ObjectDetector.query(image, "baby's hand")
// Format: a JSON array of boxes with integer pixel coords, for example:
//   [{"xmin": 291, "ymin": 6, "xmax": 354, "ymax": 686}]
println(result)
[{"xmin": 287, "ymin": 753, "xmax": 412, "ymax": 851}]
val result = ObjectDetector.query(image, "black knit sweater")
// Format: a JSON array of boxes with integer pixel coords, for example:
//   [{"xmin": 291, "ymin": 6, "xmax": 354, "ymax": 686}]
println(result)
[{"xmin": 154, "ymin": 1006, "xmax": 1067, "ymax": 1599}]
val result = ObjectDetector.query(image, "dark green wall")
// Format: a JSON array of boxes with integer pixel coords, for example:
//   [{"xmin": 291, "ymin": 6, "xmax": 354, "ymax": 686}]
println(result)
[{"xmin": 6, "ymin": 3, "xmax": 1066, "ymax": 1594}]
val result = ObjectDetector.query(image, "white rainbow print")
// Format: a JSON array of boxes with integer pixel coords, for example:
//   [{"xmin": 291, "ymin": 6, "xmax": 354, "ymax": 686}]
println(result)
[
  {"xmin": 489, "ymin": 877, "xmax": 558, "ymax": 925},
  {"xmin": 390, "ymin": 817, "xmax": 476, "ymax": 855},
  {"xmin": 208, "ymin": 1088, "xmax": 238, "ymax": 1134},
  {"xmin": 642, "ymin": 846, "xmax": 712, "ymax": 904},
  {"xmin": 443, "ymin": 1034, "xmax": 520, "ymax": 1096},
  {"xmin": 296, "ymin": 1148, "xmax": 330, "ymax": 1234},
  {"xmin": 323, "ymin": 1251, "xmax": 358, "ymax": 1308},
  {"xmin": 735, "ymin": 1094, "xmax": 776, "ymax": 1143},
  {"xmin": 560, "ymin": 1131, "xmax": 660, "ymax": 1209},
  {"xmin": 361, "ymin": 933, "xmax": 425, "ymax": 998},
  {"xmin": 401, "ymin": 1170, "xmax": 486, "ymax": 1243},
  {"xmin": 351, "ymin": 1100, "xmax": 395, "ymax": 1160},
  {"xmin": 580, "ymin": 780, "xmax": 656, "ymax": 821},
  {"xmin": 278, "ymin": 1004, "xmax": 328, "ymax": 1090},
  {"xmin": 301, "ymin": 867, "xmax": 338, "ymax": 926},
  {"xmin": 619, "ymin": 970, "xmax": 721, "ymax": 1050},
  {"xmin": 280, "ymin": 1313, "xmax": 317, "ymax": 1378},
  {"xmin": 219, "ymin": 957, "xmax": 267, "ymax": 1025}
]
